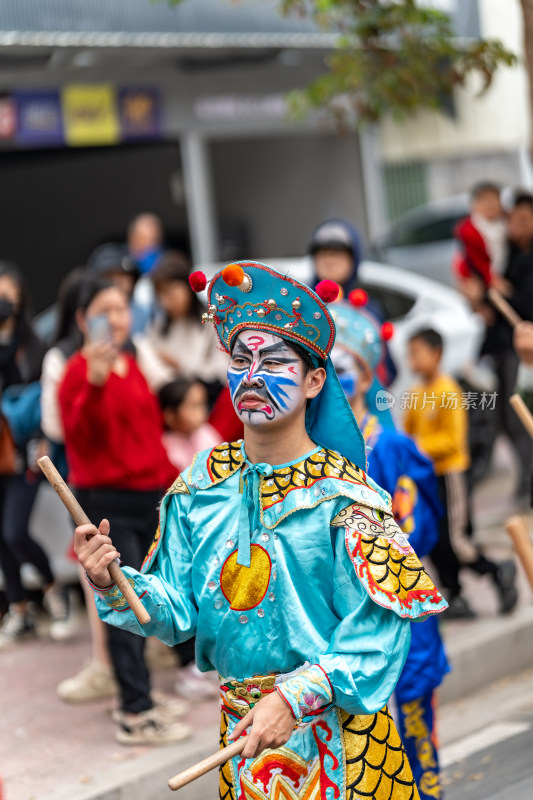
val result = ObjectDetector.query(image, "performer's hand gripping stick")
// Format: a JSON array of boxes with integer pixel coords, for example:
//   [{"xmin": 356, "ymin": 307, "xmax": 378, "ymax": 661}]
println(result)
[
  {"xmin": 37, "ymin": 455, "xmax": 150, "ymax": 624},
  {"xmin": 168, "ymin": 738, "xmax": 246, "ymax": 791}
]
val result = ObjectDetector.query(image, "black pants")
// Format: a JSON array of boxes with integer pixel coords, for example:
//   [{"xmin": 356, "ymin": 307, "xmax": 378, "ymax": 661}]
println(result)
[
  {"xmin": 493, "ymin": 349, "xmax": 533, "ymax": 492},
  {"xmin": 76, "ymin": 487, "xmax": 162, "ymax": 714},
  {"xmin": 0, "ymin": 474, "xmax": 54, "ymax": 604},
  {"xmin": 431, "ymin": 473, "xmax": 497, "ymax": 598}
]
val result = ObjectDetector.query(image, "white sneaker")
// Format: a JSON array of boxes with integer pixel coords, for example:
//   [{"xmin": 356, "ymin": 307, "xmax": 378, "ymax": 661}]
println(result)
[
  {"xmin": 57, "ymin": 661, "xmax": 119, "ymax": 703},
  {"xmin": 115, "ymin": 706, "xmax": 191, "ymax": 746},
  {"xmin": 174, "ymin": 663, "xmax": 220, "ymax": 701},
  {"xmin": 0, "ymin": 606, "xmax": 36, "ymax": 648},
  {"xmin": 110, "ymin": 689, "xmax": 188, "ymax": 724},
  {"xmin": 43, "ymin": 585, "xmax": 77, "ymax": 641}
]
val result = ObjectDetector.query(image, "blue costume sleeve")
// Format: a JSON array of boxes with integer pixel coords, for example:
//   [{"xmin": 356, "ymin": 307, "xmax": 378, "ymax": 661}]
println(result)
[
  {"xmin": 92, "ymin": 492, "xmax": 197, "ymax": 646},
  {"xmin": 277, "ymin": 516, "xmax": 413, "ymax": 719}
]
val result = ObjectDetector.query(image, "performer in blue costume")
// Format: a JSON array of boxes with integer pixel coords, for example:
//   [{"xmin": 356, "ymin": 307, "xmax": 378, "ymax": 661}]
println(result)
[
  {"xmin": 330, "ymin": 292, "xmax": 450, "ymax": 800},
  {"xmin": 75, "ymin": 262, "xmax": 447, "ymax": 800}
]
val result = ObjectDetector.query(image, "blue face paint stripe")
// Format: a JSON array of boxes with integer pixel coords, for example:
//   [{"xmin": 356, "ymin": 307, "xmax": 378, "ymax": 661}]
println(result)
[
  {"xmin": 260, "ymin": 373, "xmax": 297, "ymax": 410},
  {"xmin": 227, "ymin": 367, "xmax": 298, "ymax": 412}
]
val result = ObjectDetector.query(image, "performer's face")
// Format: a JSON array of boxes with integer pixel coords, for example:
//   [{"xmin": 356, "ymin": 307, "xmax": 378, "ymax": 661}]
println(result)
[
  {"xmin": 331, "ymin": 346, "xmax": 369, "ymax": 401},
  {"xmin": 228, "ymin": 331, "xmax": 308, "ymax": 426}
]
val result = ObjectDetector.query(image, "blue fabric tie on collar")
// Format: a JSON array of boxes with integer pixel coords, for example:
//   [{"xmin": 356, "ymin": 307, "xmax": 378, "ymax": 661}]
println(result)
[{"xmin": 236, "ymin": 458, "xmax": 273, "ymax": 568}]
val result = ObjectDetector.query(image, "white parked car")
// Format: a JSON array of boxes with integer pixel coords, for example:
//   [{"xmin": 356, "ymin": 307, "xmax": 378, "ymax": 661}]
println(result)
[{"xmin": 368, "ymin": 195, "xmax": 469, "ymax": 286}]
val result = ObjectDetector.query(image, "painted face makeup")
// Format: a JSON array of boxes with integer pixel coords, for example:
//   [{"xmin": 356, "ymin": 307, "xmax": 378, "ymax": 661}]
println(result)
[
  {"xmin": 331, "ymin": 347, "xmax": 360, "ymax": 400},
  {"xmin": 228, "ymin": 331, "xmax": 304, "ymax": 425}
]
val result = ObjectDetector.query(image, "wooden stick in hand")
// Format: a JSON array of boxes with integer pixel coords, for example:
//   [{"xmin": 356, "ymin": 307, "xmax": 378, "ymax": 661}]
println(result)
[
  {"xmin": 510, "ymin": 394, "xmax": 533, "ymax": 440},
  {"xmin": 37, "ymin": 456, "xmax": 151, "ymax": 625},
  {"xmin": 509, "ymin": 391, "xmax": 533, "ymax": 468},
  {"xmin": 487, "ymin": 287, "xmax": 522, "ymax": 328},
  {"xmin": 506, "ymin": 516, "xmax": 533, "ymax": 592},
  {"xmin": 168, "ymin": 738, "xmax": 246, "ymax": 792}
]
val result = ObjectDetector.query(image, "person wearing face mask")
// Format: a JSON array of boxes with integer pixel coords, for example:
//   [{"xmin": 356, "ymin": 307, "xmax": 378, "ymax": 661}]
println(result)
[
  {"xmin": 73, "ymin": 261, "xmax": 447, "ymax": 798},
  {"xmin": 58, "ymin": 275, "xmax": 189, "ymax": 745},
  {"xmin": 330, "ymin": 293, "xmax": 449, "ymax": 800},
  {"xmin": 0, "ymin": 263, "xmax": 74, "ymax": 646}
]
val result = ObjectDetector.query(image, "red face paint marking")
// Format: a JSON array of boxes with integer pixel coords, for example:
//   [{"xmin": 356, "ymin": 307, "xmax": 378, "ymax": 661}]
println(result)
[
  {"xmin": 247, "ymin": 336, "xmax": 265, "ymax": 352},
  {"xmin": 246, "ymin": 360, "xmax": 257, "ymax": 382},
  {"xmin": 288, "ymin": 366, "xmax": 298, "ymax": 375}
]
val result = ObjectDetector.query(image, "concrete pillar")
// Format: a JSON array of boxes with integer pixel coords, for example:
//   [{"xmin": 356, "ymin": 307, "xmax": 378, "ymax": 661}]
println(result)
[
  {"xmin": 180, "ymin": 131, "xmax": 218, "ymax": 265},
  {"xmin": 359, "ymin": 126, "xmax": 388, "ymax": 240}
]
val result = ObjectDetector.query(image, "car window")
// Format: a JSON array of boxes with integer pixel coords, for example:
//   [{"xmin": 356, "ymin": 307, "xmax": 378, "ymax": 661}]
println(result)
[
  {"xmin": 387, "ymin": 212, "xmax": 466, "ymax": 247},
  {"xmin": 359, "ymin": 282, "xmax": 416, "ymax": 321}
]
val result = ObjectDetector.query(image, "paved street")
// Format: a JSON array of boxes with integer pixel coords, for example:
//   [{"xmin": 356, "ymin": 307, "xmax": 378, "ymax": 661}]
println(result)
[
  {"xmin": 2, "ymin": 437, "xmax": 533, "ymax": 800},
  {"xmin": 441, "ymin": 669, "xmax": 533, "ymax": 800}
]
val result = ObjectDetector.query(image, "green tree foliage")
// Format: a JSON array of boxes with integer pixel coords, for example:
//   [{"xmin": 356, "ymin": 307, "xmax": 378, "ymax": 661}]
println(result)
[
  {"xmin": 282, "ymin": 0, "xmax": 515, "ymax": 127},
  {"xmin": 161, "ymin": 0, "xmax": 516, "ymax": 127}
]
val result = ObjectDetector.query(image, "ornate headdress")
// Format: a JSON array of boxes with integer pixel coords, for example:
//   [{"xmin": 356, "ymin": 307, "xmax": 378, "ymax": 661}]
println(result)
[
  {"xmin": 191, "ymin": 261, "xmax": 340, "ymax": 360},
  {"xmin": 331, "ymin": 290, "xmax": 395, "ymax": 427},
  {"xmin": 190, "ymin": 261, "xmax": 367, "ymax": 470}
]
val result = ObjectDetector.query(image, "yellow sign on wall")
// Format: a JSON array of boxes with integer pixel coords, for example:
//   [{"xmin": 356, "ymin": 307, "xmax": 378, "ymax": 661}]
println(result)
[{"xmin": 62, "ymin": 85, "xmax": 120, "ymax": 147}]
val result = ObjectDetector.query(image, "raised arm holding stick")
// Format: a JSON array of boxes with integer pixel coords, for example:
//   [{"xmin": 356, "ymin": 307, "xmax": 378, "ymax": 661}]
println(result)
[{"xmin": 37, "ymin": 456, "xmax": 150, "ymax": 625}]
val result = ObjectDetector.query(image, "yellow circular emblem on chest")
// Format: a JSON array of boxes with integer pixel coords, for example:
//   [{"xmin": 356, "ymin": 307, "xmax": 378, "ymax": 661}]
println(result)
[{"xmin": 220, "ymin": 544, "xmax": 272, "ymax": 610}]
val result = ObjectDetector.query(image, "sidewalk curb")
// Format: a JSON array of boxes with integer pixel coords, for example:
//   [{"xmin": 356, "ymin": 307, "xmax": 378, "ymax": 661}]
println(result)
[
  {"xmin": 38, "ymin": 724, "xmax": 220, "ymax": 800},
  {"xmin": 438, "ymin": 605, "xmax": 533, "ymax": 705}
]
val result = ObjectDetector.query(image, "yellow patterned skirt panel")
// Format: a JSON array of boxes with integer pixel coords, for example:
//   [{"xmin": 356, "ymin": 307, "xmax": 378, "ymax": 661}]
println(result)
[{"xmin": 218, "ymin": 704, "xmax": 420, "ymax": 800}]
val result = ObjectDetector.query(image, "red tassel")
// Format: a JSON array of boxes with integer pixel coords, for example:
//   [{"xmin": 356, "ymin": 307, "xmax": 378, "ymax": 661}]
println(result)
[
  {"xmin": 189, "ymin": 271, "xmax": 207, "ymax": 292},
  {"xmin": 315, "ymin": 280, "xmax": 340, "ymax": 304},
  {"xmin": 381, "ymin": 321, "xmax": 394, "ymax": 341},
  {"xmin": 348, "ymin": 288, "xmax": 368, "ymax": 307}
]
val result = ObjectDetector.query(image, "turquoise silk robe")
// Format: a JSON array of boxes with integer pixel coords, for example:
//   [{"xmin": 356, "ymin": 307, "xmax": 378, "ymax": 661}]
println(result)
[{"xmin": 92, "ymin": 441, "xmax": 447, "ymax": 800}]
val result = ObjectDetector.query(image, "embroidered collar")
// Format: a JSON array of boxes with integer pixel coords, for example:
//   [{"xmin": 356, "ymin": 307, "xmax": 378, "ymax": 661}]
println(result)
[{"xmin": 188, "ymin": 441, "xmax": 391, "ymax": 523}]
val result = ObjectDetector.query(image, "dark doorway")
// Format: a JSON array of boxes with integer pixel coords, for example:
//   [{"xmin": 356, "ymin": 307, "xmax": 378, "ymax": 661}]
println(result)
[{"xmin": 0, "ymin": 141, "xmax": 187, "ymax": 312}]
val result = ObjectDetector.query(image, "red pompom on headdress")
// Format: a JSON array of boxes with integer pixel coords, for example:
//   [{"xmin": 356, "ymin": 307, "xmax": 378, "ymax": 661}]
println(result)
[
  {"xmin": 381, "ymin": 321, "xmax": 394, "ymax": 341},
  {"xmin": 189, "ymin": 271, "xmax": 207, "ymax": 293},
  {"xmin": 348, "ymin": 288, "xmax": 368, "ymax": 307},
  {"xmin": 315, "ymin": 280, "xmax": 340, "ymax": 304},
  {"xmin": 222, "ymin": 264, "xmax": 245, "ymax": 287}
]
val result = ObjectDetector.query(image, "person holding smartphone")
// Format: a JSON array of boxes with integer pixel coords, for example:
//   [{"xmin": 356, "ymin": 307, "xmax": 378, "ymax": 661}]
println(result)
[{"xmin": 58, "ymin": 275, "xmax": 189, "ymax": 745}]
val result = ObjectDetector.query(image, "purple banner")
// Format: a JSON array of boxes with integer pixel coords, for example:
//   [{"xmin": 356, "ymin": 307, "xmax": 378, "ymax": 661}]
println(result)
[
  {"xmin": 119, "ymin": 88, "xmax": 161, "ymax": 140},
  {"xmin": 15, "ymin": 91, "xmax": 64, "ymax": 147}
]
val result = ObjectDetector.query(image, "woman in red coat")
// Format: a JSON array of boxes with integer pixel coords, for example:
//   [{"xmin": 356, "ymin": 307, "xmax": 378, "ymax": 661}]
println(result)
[{"xmin": 59, "ymin": 275, "xmax": 188, "ymax": 745}]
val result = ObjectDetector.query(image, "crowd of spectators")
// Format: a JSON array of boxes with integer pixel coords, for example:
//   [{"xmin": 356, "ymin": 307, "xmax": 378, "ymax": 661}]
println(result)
[
  {"xmin": 1, "ymin": 188, "xmax": 532, "ymax": 744},
  {"xmin": 0, "ymin": 213, "xmax": 239, "ymax": 743}
]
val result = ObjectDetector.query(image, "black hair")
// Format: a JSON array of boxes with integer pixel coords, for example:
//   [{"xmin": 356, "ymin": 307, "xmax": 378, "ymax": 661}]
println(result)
[
  {"xmin": 408, "ymin": 327, "xmax": 443, "ymax": 352},
  {"xmin": 513, "ymin": 191, "xmax": 533, "ymax": 210},
  {"xmin": 471, "ymin": 181, "xmax": 501, "ymax": 201},
  {"xmin": 0, "ymin": 261, "xmax": 47, "ymax": 383},
  {"xmin": 150, "ymin": 250, "xmax": 201, "ymax": 332},
  {"xmin": 158, "ymin": 377, "xmax": 203, "ymax": 411},
  {"xmin": 76, "ymin": 275, "xmax": 120, "ymax": 313},
  {"xmin": 52, "ymin": 266, "xmax": 86, "ymax": 349}
]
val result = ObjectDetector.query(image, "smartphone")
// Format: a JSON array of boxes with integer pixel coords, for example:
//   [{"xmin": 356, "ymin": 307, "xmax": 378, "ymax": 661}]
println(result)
[{"xmin": 87, "ymin": 314, "xmax": 112, "ymax": 344}]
